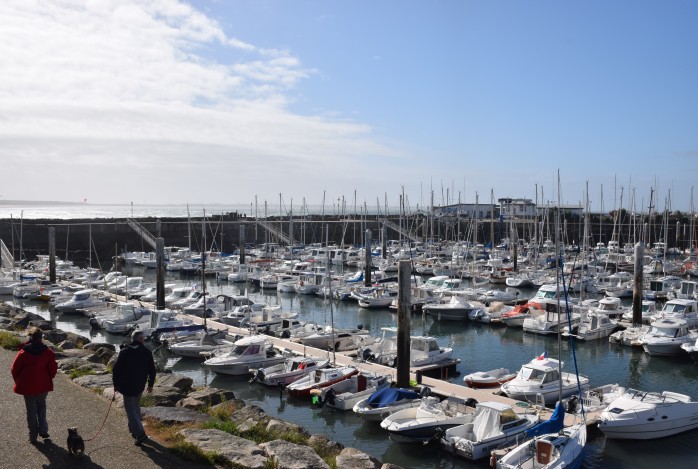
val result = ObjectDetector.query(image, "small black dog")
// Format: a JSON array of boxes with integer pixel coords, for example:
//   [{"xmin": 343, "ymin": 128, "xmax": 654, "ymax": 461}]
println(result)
[{"xmin": 67, "ymin": 427, "xmax": 85, "ymax": 456}]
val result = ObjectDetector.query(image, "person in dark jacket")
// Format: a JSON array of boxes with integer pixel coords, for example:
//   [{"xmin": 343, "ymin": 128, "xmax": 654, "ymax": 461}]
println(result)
[
  {"xmin": 11, "ymin": 327, "xmax": 58, "ymax": 444},
  {"xmin": 112, "ymin": 329, "xmax": 156, "ymax": 446}
]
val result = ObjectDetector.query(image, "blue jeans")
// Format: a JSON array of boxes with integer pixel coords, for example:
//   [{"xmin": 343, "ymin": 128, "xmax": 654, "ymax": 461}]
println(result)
[
  {"xmin": 23, "ymin": 393, "xmax": 48, "ymax": 441},
  {"xmin": 122, "ymin": 394, "xmax": 145, "ymax": 439}
]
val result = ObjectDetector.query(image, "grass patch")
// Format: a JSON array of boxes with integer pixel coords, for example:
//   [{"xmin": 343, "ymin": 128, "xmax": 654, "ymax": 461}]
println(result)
[
  {"xmin": 68, "ymin": 368, "xmax": 96, "ymax": 380},
  {"xmin": 0, "ymin": 331, "xmax": 22, "ymax": 351},
  {"xmin": 204, "ymin": 419, "xmax": 238, "ymax": 434},
  {"xmin": 140, "ymin": 394, "xmax": 160, "ymax": 407}
]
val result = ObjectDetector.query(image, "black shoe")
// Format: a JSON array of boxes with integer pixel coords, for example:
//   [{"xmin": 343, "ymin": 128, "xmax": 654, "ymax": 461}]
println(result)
[
  {"xmin": 134, "ymin": 434, "xmax": 148, "ymax": 446},
  {"xmin": 39, "ymin": 433, "xmax": 50, "ymax": 439}
]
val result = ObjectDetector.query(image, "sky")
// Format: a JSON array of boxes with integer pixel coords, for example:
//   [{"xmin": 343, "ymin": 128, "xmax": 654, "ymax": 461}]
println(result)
[{"xmin": 1, "ymin": 0, "xmax": 697, "ymax": 213}]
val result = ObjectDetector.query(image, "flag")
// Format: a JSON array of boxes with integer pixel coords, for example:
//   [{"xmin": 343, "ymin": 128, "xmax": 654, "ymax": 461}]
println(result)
[{"xmin": 537, "ymin": 351, "xmax": 547, "ymax": 360}]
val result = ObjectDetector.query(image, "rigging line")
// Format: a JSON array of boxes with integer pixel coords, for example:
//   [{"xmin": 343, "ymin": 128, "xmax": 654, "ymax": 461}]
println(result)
[{"xmin": 559, "ymin": 254, "xmax": 586, "ymax": 420}]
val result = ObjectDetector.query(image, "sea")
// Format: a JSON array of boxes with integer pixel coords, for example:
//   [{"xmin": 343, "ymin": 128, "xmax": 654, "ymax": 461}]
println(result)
[{"xmin": 3, "ymin": 203, "xmax": 698, "ymax": 469}]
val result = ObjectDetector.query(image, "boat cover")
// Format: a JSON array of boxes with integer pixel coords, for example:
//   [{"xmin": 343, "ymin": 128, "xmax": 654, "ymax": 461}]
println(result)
[
  {"xmin": 367, "ymin": 387, "xmax": 420, "ymax": 408},
  {"xmin": 524, "ymin": 402, "xmax": 565, "ymax": 438}
]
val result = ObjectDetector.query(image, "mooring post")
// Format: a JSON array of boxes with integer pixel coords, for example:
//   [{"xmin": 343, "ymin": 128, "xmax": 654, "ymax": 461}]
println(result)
[
  {"xmin": 48, "ymin": 227, "xmax": 56, "ymax": 283},
  {"xmin": 396, "ymin": 260, "xmax": 412, "ymax": 388},
  {"xmin": 156, "ymin": 237, "xmax": 165, "ymax": 310},
  {"xmin": 632, "ymin": 241, "xmax": 644, "ymax": 325},
  {"xmin": 382, "ymin": 223, "xmax": 387, "ymax": 259},
  {"xmin": 364, "ymin": 229, "xmax": 372, "ymax": 286},
  {"xmin": 239, "ymin": 225, "xmax": 246, "ymax": 265}
]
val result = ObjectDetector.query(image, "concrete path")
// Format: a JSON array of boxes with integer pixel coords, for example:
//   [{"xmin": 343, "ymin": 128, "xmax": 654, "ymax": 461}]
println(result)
[{"xmin": 0, "ymin": 347, "xmax": 214, "ymax": 469}]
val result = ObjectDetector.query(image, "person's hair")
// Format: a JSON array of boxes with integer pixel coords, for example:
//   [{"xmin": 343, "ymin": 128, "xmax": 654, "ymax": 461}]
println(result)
[
  {"xmin": 131, "ymin": 330, "xmax": 146, "ymax": 342},
  {"xmin": 27, "ymin": 327, "xmax": 43, "ymax": 343}
]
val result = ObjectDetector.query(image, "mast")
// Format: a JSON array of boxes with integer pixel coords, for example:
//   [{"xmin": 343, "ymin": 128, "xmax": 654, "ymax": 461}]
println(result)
[{"xmin": 202, "ymin": 210, "xmax": 207, "ymax": 330}]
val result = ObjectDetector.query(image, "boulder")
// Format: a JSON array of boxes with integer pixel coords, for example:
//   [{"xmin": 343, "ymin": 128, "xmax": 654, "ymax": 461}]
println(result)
[
  {"xmin": 58, "ymin": 340, "xmax": 77, "ymax": 350},
  {"xmin": 266, "ymin": 419, "xmax": 309, "ymax": 438},
  {"xmin": 147, "ymin": 385, "xmax": 188, "ymax": 407},
  {"xmin": 178, "ymin": 428, "xmax": 268, "ymax": 469},
  {"xmin": 209, "ymin": 399, "xmax": 247, "ymax": 417},
  {"xmin": 176, "ymin": 397, "xmax": 206, "ymax": 411},
  {"xmin": 308, "ymin": 434, "xmax": 344, "ymax": 454},
  {"xmin": 380, "ymin": 464, "xmax": 405, "ymax": 469},
  {"xmin": 73, "ymin": 373, "xmax": 115, "ymax": 389},
  {"xmin": 84, "ymin": 342, "xmax": 116, "ymax": 352},
  {"xmin": 141, "ymin": 406, "xmax": 211, "ymax": 425},
  {"xmin": 85, "ymin": 347, "xmax": 116, "ymax": 365},
  {"xmin": 230, "ymin": 404, "xmax": 269, "ymax": 432},
  {"xmin": 335, "ymin": 447, "xmax": 382, "ymax": 469},
  {"xmin": 185, "ymin": 387, "xmax": 235, "ymax": 406},
  {"xmin": 259, "ymin": 439, "xmax": 330, "ymax": 469},
  {"xmin": 11, "ymin": 313, "xmax": 46, "ymax": 329},
  {"xmin": 155, "ymin": 373, "xmax": 193, "ymax": 392}
]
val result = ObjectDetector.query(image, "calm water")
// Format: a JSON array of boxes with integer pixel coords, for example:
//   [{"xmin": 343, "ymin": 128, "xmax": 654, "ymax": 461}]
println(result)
[{"xmin": 7, "ymin": 267, "xmax": 698, "ymax": 469}]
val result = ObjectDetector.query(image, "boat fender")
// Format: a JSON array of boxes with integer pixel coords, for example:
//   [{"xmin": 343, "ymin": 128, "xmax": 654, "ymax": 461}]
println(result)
[
  {"xmin": 490, "ymin": 451, "xmax": 497, "ymax": 468},
  {"xmin": 325, "ymin": 388, "xmax": 336, "ymax": 406},
  {"xmin": 362, "ymin": 348, "xmax": 373, "ymax": 361},
  {"xmin": 281, "ymin": 330, "xmax": 291, "ymax": 339},
  {"xmin": 419, "ymin": 386, "xmax": 431, "ymax": 398}
]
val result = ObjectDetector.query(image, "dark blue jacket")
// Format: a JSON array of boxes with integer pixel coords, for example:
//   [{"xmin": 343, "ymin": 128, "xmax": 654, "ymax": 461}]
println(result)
[{"xmin": 112, "ymin": 342, "xmax": 156, "ymax": 396}]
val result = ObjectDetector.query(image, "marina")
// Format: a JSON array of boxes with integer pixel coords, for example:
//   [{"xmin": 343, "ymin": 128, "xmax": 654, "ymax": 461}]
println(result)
[{"xmin": 4, "ymin": 256, "xmax": 698, "ymax": 469}]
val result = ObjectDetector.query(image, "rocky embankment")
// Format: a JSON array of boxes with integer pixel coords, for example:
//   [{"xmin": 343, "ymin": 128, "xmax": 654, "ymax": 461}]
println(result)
[{"xmin": 0, "ymin": 304, "xmax": 401, "ymax": 469}]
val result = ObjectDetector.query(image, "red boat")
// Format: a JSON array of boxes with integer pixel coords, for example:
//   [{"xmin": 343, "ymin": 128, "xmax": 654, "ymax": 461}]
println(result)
[{"xmin": 286, "ymin": 365, "xmax": 358, "ymax": 398}]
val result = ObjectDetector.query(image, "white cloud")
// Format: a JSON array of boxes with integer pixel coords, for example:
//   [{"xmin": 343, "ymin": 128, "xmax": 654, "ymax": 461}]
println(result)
[{"xmin": 0, "ymin": 0, "xmax": 403, "ymax": 204}]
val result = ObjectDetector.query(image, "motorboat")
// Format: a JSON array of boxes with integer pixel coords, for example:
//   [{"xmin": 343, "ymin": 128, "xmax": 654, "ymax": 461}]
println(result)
[
  {"xmin": 440, "ymin": 401, "xmax": 539, "ymax": 461},
  {"xmin": 469, "ymin": 301, "xmax": 514, "ymax": 323},
  {"xmin": 312, "ymin": 370, "xmax": 392, "ymax": 411},
  {"xmin": 251, "ymin": 355, "xmax": 330, "ymax": 387},
  {"xmin": 522, "ymin": 307, "xmax": 581, "ymax": 336},
  {"xmin": 274, "ymin": 319, "xmax": 323, "ymax": 340},
  {"xmin": 500, "ymin": 302, "xmax": 546, "ymax": 328},
  {"xmin": 299, "ymin": 326, "xmax": 371, "ymax": 352},
  {"xmin": 352, "ymin": 287, "xmax": 399, "ymax": 309},
  {"xmin": 92, "ymin": 302, "xmax": 152, "ymax": 335},
  {"xmin": 564, "ymin": 383, "xmax": 627, "ymax": 415},
  {"xmin": 167, "ymin": 330, "xmax": 238, "ymax": 358},
  {"xmin": 352, "ymin": 387, "xmax": 424, "ymax": 422},
  {"xmin": 423, "ymin": 296, "xmax": 484, "ymax": 321},
  {"xmin": 202, "ymin": 335, "xmax": 288, "ymax": 376},
  {"xmin": 649, "ymin": 298, "xmax": 698, "ymax": 328},
  {"xmin": 463, "ymin": 368, "xmax": 516, "ymax": 389},
  {"xmin": 53, "ymin": 289, "xmax": 109, "ymax": 314},
  {"xmin": 680, "ymin": 336, "xmax": 698, "ymax": 363},
  {"xmin": 140, "ymin": 310, "xmax": 203, "ymax": 342},
  {"xmin": 500, "ymin": 355, "xmax": 589, "ymax": 406},
  {"xmin": 285, "ymin": 365, "xmax": 359, "ymax": 398},
  {"xmin": 621, "ymin": 300, "xmax": 658, "ymax": 324},
  {"xmin": 608, "ymin": 324, "xmax": 650, "ymax": 347},
  {"xmin": 635, "ymin": 318, "xmax": 695, "ymax": 356},
  {"xmin": 495, "ymin": 403, "xmax": 587, "ymax": 469},
  {"xmin": 598, "ymin": 388, "xmax": 698, "ymax": 439},
  {"xmin": 561, "ymin": 311, "xmax": 618, "ymax": 341},
  {"xmin": 409, "ymin": 335, "xmax": 453, "ymax": 367},
  {"xmin": 592, "ymin": 296, "xmax": 627, "ymax": 319},
  {"xmin": 358, "ymin": 326, "xmax": 399, "ymax": 366},
  {"xmin": 380, "ymin": 396, "xmax": 476, "ymax": 443}
]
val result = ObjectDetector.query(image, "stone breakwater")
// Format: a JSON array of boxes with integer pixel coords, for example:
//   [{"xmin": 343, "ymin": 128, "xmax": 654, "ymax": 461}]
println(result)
[{"xmin": 0, "ymin": 304, "xmax": 402, "ymax": 469}]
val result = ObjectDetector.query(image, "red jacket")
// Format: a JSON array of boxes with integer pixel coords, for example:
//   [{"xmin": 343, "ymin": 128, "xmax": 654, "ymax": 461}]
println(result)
[{"xmin": 11, "ymin": 341, "xmax": 58, "ymax": 396}]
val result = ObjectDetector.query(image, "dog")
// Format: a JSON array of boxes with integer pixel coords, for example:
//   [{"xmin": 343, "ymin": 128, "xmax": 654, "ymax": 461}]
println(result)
[{"xmin": 67, "ymin": 427, "xmax": 85, "ymax": 456}]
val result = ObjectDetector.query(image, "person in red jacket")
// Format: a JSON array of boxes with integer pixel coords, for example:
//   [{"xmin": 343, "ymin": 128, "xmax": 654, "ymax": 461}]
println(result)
[{"xmin": 11, "ymin": 327, "xmax": 58, "ymax": 444}]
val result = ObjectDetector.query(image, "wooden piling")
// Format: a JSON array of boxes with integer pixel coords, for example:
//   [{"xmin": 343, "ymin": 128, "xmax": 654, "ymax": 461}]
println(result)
[{"xmin": 396, "ymin": 260, "xmax": 411, "ymax": 388}]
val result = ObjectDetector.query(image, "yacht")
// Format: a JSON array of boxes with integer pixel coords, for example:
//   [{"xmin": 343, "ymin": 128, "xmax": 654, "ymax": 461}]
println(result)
[
  {"xmin": 53, "ymin": 289, "xmax": 108, "ymax": 314},
  {"xmin": 440, "ymin": 401, "xmax": 539, "ymax": 461},
  {"xmin": 202, "ymin": 335, "xmax": 287, "ymax": 376},
  {"xmin": 500, "ymin": 355, "xmax": 589, "ymax": 406},
  {"xmin": 598, "ymin": 388, "xmax": 698, "ymax": 439},
  {"xmin": 636, "ymin": 318, "xmax": 695, "ymax": 356}
]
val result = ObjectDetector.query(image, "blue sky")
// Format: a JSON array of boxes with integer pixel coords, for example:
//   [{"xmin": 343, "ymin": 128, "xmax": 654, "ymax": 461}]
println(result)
[{"xmin": 1, "ymin": 1, "xmax": 696, "ymax": 212}]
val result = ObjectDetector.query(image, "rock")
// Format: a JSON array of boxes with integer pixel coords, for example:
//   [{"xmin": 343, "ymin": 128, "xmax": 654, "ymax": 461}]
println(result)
[
  {"xmin": 178, "ymin": 428, "xmax": 268, "ymax": 469},
  {"xmin": 155, "ymin": 373, "xmax": 193, "ymax": 392},
  {"xmin": 308, "ymin": 434, "xmax": 344, "ymax": 453},
  {"xmin": 28, "ymin": 319, "xmax": 54, "ymax": 331},
  {"xmin": 335, "ymin": 447, "xmax": 382, "ymax": 469},
  {"xmin": 380, "ymin": 464, "xmax": 405, "ymax": 469},
  {"xmin": 73, "ymin": 373, "xmax": 115, "ymax": 389},
  {"xmin": 147, "ymin": 385, "xmax": 188, "ymax": 407},
  {"xmin": 85, "ymin": 347, "xmax": 116, "ymax": 365},
  {"xmin": 11, "ymin": 313, "xmax": 46, "ymax": 329},
  {"xmin": 58, "ymin": 340, "xmax": 77, "ymax": 350},
  {"xmin": 209, "ymin": 399, "xmax": 247, "ymax": 417},
  {"xmin": 260, "ymin": 439, "xmax": 330, "ymax": 469},
  {"xmin": 266, "ymin": 419, "xmax": 309, "ymax": 438},
  {"xmin": 176, "ymin": 397, "xmax": 206, "ymax": 411},
  {"xmin": 185, "ymin": 387, "xmax": 235, "ymax": 406},
  {"xmin": 141, "ymin": 406, "xmax": 211, "ymax": 425},
  {"xmin": 84, "ymin": 342, "xmax": 116, "ymax": 352},
  {"xmin": 231, "ymin": 404, "xmax": 269, "ymax": 432}
]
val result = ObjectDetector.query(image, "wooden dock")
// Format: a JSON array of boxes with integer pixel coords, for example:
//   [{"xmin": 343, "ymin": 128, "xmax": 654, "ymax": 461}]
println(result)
[{"xmin": 185, "ymin": 314, "xmax": 602, "ymax": 427}]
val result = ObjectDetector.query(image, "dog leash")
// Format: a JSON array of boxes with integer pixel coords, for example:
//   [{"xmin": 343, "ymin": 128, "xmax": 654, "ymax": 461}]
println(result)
[{"xmin": 85, "ymin": 392, "xmax": 116, "ymax": 442}]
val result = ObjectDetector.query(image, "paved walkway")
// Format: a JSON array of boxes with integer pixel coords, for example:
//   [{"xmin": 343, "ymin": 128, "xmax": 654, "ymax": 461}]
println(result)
[{"xmin": 0, "ymin": 347, "xmax": 214, "ymax": 469}]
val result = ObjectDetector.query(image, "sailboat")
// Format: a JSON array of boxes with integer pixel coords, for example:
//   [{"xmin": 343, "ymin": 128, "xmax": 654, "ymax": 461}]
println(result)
[{"xmin": 494, "ymin": 176, "xmax": 588, "ymax": 469}]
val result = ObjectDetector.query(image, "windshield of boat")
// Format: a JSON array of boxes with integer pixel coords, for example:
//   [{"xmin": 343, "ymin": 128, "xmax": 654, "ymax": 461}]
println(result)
[
  {"xmin": 664, "ymin": 303, "xmax": 687, "ymax": 313},
  {"xmin": 520, "ymin": 366, "xmax": 545, "ymax": 381},
  {"xmin": 648, "ymin": 325, "xmax": 680, "ymax": 337}
]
